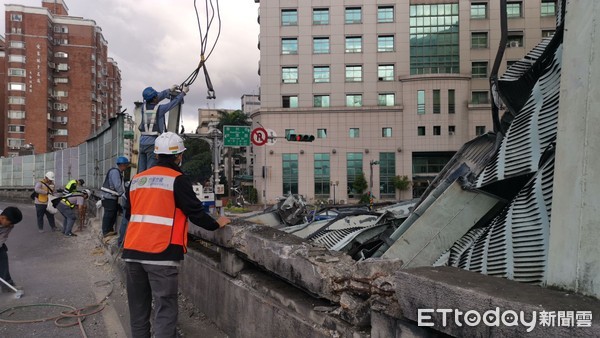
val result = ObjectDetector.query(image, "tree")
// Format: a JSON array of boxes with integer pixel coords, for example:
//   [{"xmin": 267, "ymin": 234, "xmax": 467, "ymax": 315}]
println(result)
[
  {"xmin": 181, "ymin": 137, "xmax": 212, "ymax": 183},
  {"xmin": 216, "ymin": 110, "xmax": 251, "ymax": 130},
  {"xmin": 217, "ymin": 110, "xmax": 251, "ymax": 196},
  {"xmin": 391, "ymin": 175, "xmax": 411, "ymax": 191},
  {"xmin": 352, "ymin": 173, "xmax": 370, "ymax": 204}
]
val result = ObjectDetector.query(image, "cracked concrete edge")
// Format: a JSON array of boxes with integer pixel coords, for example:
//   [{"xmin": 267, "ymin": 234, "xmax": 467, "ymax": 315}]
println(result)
[{"xmin": 190, "ymin": 222, "xmax": 404, "ymax": 307}]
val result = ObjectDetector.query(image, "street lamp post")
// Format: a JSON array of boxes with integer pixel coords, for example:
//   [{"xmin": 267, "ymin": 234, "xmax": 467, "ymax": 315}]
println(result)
[{"xmin": 369, "ymin": 160, "xmax": 379, "ymax": 209}]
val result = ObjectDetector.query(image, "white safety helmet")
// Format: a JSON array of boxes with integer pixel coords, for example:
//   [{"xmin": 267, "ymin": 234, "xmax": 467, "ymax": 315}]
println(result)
[
  {"xmin": 82, "ymin": 189, "xmax": 91, "ymax": 197},
  {"xmin": 45, "ymin": 171, "xmax": 55, "ymax": 181},
  {"xmin": 154, "ymin": 132, "xmax": 186, "ymax": 155}
]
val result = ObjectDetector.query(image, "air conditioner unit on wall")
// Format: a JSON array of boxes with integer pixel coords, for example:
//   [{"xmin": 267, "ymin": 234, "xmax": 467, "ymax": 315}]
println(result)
[{"xmin": 509, "ymin": 41, "xmax": 520, "ymax": 48}]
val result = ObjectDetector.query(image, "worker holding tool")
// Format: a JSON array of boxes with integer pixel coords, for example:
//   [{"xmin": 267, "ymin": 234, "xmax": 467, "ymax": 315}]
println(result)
[
  {"xmin": 101, "ymin": 156, "xmax": 130, "ymax": 237},
  {"xmin": 123, "ymin": 132, "xmax": 230, "ymax": 338},
  {"xmin": 56, "ymin": 189, "xmax": 90, "ymax": 237},
  {"xmin": 138, "ymin": 85, "xmax": 189, "ymax": 172},
  {"xmin": 34, "ymin": 171, "xmax": 58, "ymax": 232},
  {"xmin": 0, "ymin": 206, "xmax": 23, "ymax": 293}
]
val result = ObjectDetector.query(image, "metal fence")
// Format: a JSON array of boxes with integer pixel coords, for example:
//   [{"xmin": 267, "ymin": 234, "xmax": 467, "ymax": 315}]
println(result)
[{"xmin": 0, "ymin": 115, "xmax": 125, "ymax": 191}]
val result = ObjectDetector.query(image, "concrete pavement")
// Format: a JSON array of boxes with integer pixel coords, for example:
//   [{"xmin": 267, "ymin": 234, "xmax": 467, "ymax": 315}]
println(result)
[
  {"xmin": 0, "ymin": 200, "xmax": 228, "ymax": 338},
  {"xmin": 0, "ymin": 201, "xmax": 128, "ymax": 337}
]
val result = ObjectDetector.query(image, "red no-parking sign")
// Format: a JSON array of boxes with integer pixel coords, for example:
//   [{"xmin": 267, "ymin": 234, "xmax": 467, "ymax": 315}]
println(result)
[{"xmin": 251, "ymin": 127, "xmax": 268, "ymax": 146}]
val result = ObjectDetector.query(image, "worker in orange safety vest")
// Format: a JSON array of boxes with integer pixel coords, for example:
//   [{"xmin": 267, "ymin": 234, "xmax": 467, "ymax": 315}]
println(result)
[{"xmin": 122, "ymin": 131, "xmax": 230, "ymax": 338}]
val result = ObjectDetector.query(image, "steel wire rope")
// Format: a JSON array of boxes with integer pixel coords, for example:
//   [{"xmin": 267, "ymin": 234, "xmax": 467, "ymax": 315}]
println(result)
[
  {"xmin": 177, "ymin": 0, "xmax": 222, "ymax": 129},
  {"xmin": 180, "ymin": 0, "xmax": 222, "ymax": 93}
]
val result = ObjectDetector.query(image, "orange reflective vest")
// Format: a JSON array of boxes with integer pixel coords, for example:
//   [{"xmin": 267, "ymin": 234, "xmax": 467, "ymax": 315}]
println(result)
[{"xmin": 124, "ymin": 166, "xmax": 188, "ymax": 253}]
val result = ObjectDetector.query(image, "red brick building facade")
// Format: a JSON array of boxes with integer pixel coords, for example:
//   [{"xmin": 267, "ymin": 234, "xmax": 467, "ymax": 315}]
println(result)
[{"xmin": 2, "ymin": 0, "xmax": 121, "ymax": 156}]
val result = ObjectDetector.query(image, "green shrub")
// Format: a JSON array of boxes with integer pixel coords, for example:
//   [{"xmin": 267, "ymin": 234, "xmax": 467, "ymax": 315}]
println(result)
[{"xmin": 391, "ymin": 175, "xmax": 411, "ymax": 191}]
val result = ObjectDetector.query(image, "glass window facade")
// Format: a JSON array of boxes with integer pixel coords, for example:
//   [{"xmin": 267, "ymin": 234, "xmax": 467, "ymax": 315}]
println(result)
[
  {"xmin": 282, "ymin": 95, "xmax": 298, "ymax": 108},
  {"xmin": 471, "ymin": 32, "xmax": 488, "ymax": 48},
  {"xmin": 476, "ymin": 126, "xmax": 486, "ymax": 135},
  {"xmin": 349, "ymin": 128, "xmax": 360, "ymax": 138},
  {"xmin": 382, "ymin": 128, "xmax": 392, "ymax": 138},
  {"xmin": 507, "ymin": 2, "xmax": 522, "ymax": 18},
  {"xmin": 507, "ymin": 33, "xmax": 524, "ymax": 48},
  {"xmin": 345, "ymin": 65, "xmax": 362, "ymax": 82},
  {"xmin": 378, "ymin": 93, "xmax": 395, "ymax": 106},
  {"xmin": 542, "ymin": 30, "xmax": 555, "ymax": 38},
  {"xmin": 379, "ymin": 152, "xmax": 396, "ymax": 198},
  {"xmin": 313, "ymin": 66, "xmax": 330, "ymax": 83},
  {"xmin": 410, "ymin": 3, "xmax": 459, "ymax": 75},
  {"xmin": 317, "ymin": 129, "xmax": 327, "ymax": 138},
  {"xmin": 472, "ymin": 91, "xmax": 489, "ymax": 104},
  {"xmin": 433, "ymin": 90, "xmax": 441, "ymax": 114},
  {"xmin": 541, "ymin": 1, "xmax": 556, "ymax": 16},
  {"xmin": 282, "ymin": 67, "xmax": 298, "ymax": 83},
  {"xmin": 345, "ymin": 7, "xmax": 362, "ymax": 24},
  {"xmin": 314, "ymin": 153, "xmax": 330, "ymax": 197},
  {"xmin": 281, "ymin": 9, "xmax": 298, "ymax": 26},
  {"xmin": 413, "ymin": 154, "xmax": 452, "ymax": 174},
  {"xmin": 346, "ymin": 94, "xmax": 362, "ymax": 107},
  {"xmin": 345, "ymin": 36, "xmax": 362, "ymax": 53},
  {"xmin": 313, "ymin": 8, "xmax": 329, "ymax": 25},
  {"xmin": 282, "ymin": 154, "xmax": 299, "ymax": 194},
  {"xmin": 470, "ymin": 3, "xmax": 487, "ymax": 19},
  {"xmin": 378, "ymin": 6, "xmax": 394, "ymax": 23},
  {"xmin": 377, "ymin": 35, "xmax": 395, "ymax": 52},
  {"xmin": 313, "ymin": 37, "xmax": 330, "ymax": 54},
  {"xmin": 378, "ymin": 64, "xmax": 394, "ymax": 81},
  {"xmin": 282, "ymin": 38, "xmax": 298, "ymax": 54},
  {"xmin": 347, "ymin": 153, "xmax": 363, "ymax": 196},
  {"xmin": 417, "ymin": 90, "xmax": 425, "ymax": 114},
  {"xmin": 314, "ymin": 95, "xmax": 330, "ymax": 107},
  {"xmin": 8, "ymin": 68, "xmax": 26, "ymax": 77},
  {"xmin": 448, "ymin": 89, "xmax": 455, "ymax": 114},
  {"xmin": 472, "ymin": 61, "xmax": 488, "ymax": 78}
]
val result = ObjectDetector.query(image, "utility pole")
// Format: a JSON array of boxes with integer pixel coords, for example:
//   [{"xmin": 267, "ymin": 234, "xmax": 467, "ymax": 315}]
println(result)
[{"xmin": 209, "ymin": 128, "xmax": 221, "ymax": 193}]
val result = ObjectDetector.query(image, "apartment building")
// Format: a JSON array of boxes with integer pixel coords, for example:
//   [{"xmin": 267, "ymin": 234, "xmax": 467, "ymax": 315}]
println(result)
[
  {"xmin": 241, "ymin": 94, "xmax": 261, "ymax": 115},
  {"xmin": 2, "ymin": 0, "xmax": 121, "ymax": 156},
  {"xmin": 252, "ymin": 0, "xmax": 557, "ymax": 204}
]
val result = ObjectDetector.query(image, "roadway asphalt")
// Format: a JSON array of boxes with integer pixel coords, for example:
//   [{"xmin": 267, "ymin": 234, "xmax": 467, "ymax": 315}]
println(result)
[
  {"xmin": 0, "ymin": 201, "xmax": 127, "ymax": 337},
  {"xmin": 0, "ymin": 200, "xmax": 228, "ymax": 338}
]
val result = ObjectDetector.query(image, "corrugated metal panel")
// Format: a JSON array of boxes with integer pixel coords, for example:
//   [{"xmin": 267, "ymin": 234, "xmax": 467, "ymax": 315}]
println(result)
[
  {"xmin": 501, "ymin": 38, "xmax": 552, "ymax": 82},
  {"xmin": 477, "ymin": 44, "xmax": 562, "ymax": 187},
  {"xmin": 449, "ymin": 154, "xmax": 554, "ymax": 284}
]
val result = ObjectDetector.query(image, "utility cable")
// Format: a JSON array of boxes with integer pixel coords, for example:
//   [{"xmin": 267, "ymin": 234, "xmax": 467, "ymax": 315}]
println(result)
[{"xmin": 0, "ymin": 279, "xmax": 114, "ymax": 337}]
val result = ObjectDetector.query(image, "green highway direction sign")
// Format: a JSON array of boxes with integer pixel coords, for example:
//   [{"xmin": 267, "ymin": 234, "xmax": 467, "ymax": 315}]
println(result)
[{"xmin": 223, "ymin": 125, "xmax": 251, "ymax": 147}]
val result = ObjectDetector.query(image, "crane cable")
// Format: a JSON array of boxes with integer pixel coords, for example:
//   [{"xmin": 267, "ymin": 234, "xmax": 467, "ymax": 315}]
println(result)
[{"xmin": 180, "ymin": 0, "xmax": 222, "ymax": 100}]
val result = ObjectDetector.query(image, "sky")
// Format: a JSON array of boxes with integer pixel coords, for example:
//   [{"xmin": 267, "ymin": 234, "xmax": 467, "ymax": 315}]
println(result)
[{"xmin": 1, "ymin": 0, "xmax": 261, "ymax": 131}]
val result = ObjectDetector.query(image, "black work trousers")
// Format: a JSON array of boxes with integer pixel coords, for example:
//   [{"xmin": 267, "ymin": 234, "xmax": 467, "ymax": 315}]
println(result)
[
  {"xmin": 101, "ymin": 199, "xmax": 119, "ymax": 235},
  {"xmin": 125, "ymin": 262, "xmax": 179, "ymax": 338},
  {"xmin": 0, "ymin": 244, "xmax": 14, "ymax": 289}
]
